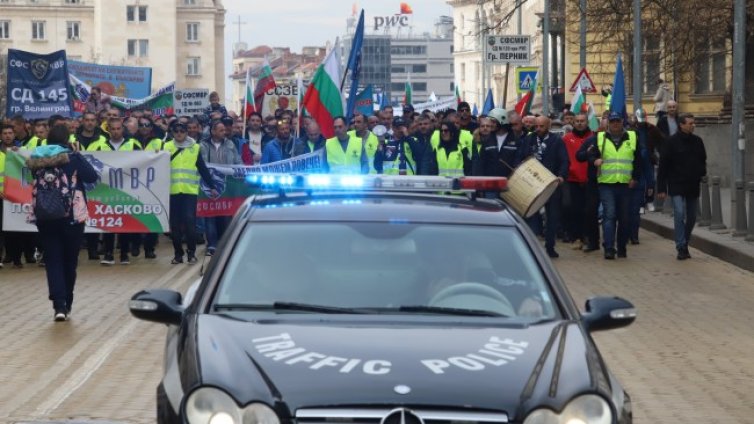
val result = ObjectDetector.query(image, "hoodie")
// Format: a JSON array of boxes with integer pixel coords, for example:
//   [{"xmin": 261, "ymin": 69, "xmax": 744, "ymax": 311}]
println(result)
[{"xmin": 26, "ymin": 146, "xmax": 99, "ymax": 200}]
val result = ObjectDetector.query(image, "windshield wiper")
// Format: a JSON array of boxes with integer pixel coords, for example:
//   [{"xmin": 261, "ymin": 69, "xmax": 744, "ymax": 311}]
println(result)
[
  {"xmin": 396, "ymin": 305, "xmax": 508, "ymax": 317},
  {"xmin": 213, "ymin": 302, "xmax": 367, "ymax": 314}
]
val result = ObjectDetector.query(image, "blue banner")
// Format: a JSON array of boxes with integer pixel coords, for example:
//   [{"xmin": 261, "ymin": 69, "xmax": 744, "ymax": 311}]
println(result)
[
  {"xmin": 5, "ymin": 49, "xmax": 74, "ymax": 119},
  {"xmin": 68, "ymin": 60, "xmax": 152, "ymax": 99},
  {"xmin": 354, "ymin": 85, "xmax": 374, "ymax": 117}
]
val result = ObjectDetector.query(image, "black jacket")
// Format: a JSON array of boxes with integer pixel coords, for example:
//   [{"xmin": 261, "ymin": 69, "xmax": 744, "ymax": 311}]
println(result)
[
  {"xmin": 474, "ymin": 131, "xmax": 521, "ymax": 177},
  {"xmin": 515, "ymin": 132, "xmax": 569, "ymax": 179},
  {"xmin": 656, "ymin": 115, "xmax": 677, "ymax": 138},
  {"xmin": 26, "ymin": 151, "xmax": 98, "ymax": 201},
  {"xmin": 657, "ymin": 131, "xmax": 706, "ymax": 197}
]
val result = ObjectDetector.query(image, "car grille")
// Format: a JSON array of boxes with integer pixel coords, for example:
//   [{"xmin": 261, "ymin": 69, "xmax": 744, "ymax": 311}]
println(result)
[{"xmin": 296, "ymin": 407, "xmax": 509, "ymax": 424}]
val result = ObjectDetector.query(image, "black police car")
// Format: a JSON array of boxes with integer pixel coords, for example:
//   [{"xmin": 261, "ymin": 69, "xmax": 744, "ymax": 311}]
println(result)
[{"xmin": 130, "ymin": 174, "xmax": 636, "ymax": 424}]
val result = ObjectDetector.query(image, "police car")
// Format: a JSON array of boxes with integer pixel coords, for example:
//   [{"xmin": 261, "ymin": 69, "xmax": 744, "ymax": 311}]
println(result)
[{"xmin": 129, "ymin": 174, "xmax": 636, "ymax": 424}]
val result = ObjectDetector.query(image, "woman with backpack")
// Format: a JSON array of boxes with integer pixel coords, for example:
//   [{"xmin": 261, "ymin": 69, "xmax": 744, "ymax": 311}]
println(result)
[{"xmin": 27, "ymin": 124, "xmax": 98, "ymax": 322}]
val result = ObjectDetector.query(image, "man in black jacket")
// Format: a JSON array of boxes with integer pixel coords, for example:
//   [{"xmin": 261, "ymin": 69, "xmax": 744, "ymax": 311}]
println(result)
[
  {"xmin": 515, "ymin": 116, "xmax": 569, "ymax": 258},
  {"xmin": 475, "ymin": 108, "xmax": 520, "ymax": 178},
  {"xmin": 657, "ymin": 114, "xmax": 706, "ymax": 260}
]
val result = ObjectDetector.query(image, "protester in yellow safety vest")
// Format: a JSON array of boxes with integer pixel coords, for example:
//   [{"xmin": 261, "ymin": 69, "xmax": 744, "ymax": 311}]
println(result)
[
  {"xmin": 347, "ymin": 114, "xmax": 379, "ymax": 174},
  {"xmin": 430, "ymin": 110, "xmax": 474, "ymax": 154},
  {"xmin": 163, "ymin": 121, "xmax": 218, "ymax": 265},
  {"xmin": 23, "ymin": 119, "xmax": 49, "ymax": 150},
  {"xmin": 422, "ymin": 121, "xmax": 471, "ymax": 177},
  {"xmin": 86, "ymin": 118, "xmax": 142, "ymax": 152},
  {"xmin": 374, "ymin": 118, "xmax": 421, "ymax": 175},
  {"xmin": 74, "ymin": 112, "xmax": 108, "ymax": 151},
  {"xmin": 582, "ymin": 111, "xmax": 641, "ymax": 260},
  {"xmin": 325, "ymin": 117, "xmax": 369, "ymax": 175},
  {"xmin": 136, "ymin": 117, "xmax": 165, "ymax": 151}
]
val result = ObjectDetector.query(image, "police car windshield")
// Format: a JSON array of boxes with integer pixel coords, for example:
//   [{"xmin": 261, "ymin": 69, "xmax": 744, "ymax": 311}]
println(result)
[{"xmin": 214, "ymin": 223, "xmax": 557, "ymax": 321}]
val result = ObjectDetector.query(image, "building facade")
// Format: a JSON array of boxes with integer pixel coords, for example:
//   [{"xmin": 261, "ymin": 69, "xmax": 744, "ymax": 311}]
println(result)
[
  {"xmin": 342, "ymin": 14, "xmax": 454, "ymax": 105},
  {"xmin": 0, "ymin": 0, "xmax": 226, "ymax": 102}
]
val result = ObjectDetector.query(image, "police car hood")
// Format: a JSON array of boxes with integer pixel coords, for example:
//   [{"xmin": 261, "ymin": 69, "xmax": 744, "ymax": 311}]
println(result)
[{"xmin": 196, "ymin": 317, "xmax": 608, "ymax": 414}]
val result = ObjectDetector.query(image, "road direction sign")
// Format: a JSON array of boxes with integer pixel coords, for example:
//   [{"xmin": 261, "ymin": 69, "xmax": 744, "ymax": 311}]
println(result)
[
  {"xmin": 569, "ymin": 68, "xmax": 597, "ymax": 93},
  {"xmin": 516, "ymin": 67, "xmax": 539, "ymax": 94},
  {"xmin": 485, "ymin": 35, "xmax": 531, "ymax": 65}
]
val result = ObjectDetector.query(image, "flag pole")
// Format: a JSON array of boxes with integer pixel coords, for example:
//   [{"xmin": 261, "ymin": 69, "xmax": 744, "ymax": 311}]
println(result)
[
  {"xmin": 296, "ymin": 73, "xmax": 303, "ymax": 139},
  {"xmin": 242, "ymin": 68, "xmax": 250, "ymax": 136}
]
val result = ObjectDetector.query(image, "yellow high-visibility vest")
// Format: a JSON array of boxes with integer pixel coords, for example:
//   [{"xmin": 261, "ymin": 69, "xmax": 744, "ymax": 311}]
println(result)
[
  {"xmin": 326, "ymin": 135, "xmax": 363, "ymax": 174},
  {"xmin": 597, "ymin": 131, "xmax": 636, "ymax": 184},
  {"xmin": 164, "ymin": 141, "xmax": 201, "ymax": 195}
]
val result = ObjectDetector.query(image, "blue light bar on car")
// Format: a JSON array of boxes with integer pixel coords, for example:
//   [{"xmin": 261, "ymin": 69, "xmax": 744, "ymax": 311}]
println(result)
[{"xmin": 244, "ymin": 174, "xmax": 508, "ymax": 193}]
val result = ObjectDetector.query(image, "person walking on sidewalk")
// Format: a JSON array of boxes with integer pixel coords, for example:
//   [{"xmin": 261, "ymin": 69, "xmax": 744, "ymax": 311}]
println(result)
[
  {"xmin": 656, "ymin": 114, "xmax": 706, "ymax": 260},
  {"xmin": 27, "ymin": 124, "xmax": 98, "ymax": 321}
]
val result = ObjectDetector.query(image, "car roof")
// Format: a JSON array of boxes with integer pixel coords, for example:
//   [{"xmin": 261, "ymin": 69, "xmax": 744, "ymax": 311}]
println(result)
[{"xmin": 242, "ymin": 192, "xmax": 519, "ymax": 226}]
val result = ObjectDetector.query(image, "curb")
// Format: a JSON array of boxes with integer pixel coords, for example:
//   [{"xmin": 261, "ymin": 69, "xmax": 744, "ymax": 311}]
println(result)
[{"xmin": 640, "ymin": 213, "xmax": 754, "ymax": 273}]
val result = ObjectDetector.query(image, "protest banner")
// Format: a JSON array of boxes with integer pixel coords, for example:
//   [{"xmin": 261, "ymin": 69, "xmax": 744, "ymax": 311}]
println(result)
[
  {"xmin": 197, "ymin": 150, "xmax": 326, "ymax": 218},
  {"xmin": 5, "ymin": 49, "xmax": 74, "ymax": 119},
  {"xmin": 70, "ymin": 74, "xmax": 175, "ymax": 115},
  {"xmin": 174, "ymin": 89, "xmax": 210, "ymax": 116},
  {"xmin": 68, "ymin": 60, "xmax": 152, "ymax": 98},
  {"xmin": 260, "ymin": 82, "xmax": 303, "ymax": 117},
  {"xmin": 3, "ymin": 151, "xmax": 170, "ymax": 233},
  {"xmin": 408, "ymin": 96, "xmax": 457, "ymax": 113}
]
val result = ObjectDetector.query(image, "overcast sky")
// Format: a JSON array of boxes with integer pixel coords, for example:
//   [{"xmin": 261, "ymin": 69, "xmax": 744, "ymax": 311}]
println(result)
[{"xmin": 222, "ymin": 0, "xmax": 453, "ymax": 99}]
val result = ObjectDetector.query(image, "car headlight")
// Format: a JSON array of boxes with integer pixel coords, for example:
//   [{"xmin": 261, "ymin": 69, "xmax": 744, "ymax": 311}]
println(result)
[
  {"xmin": 185, "ymin": 387, "xmax": 281, "ymax": 424},
  {"xmin": 523, "ymin": 394, "xmax": 612, "ymax": 424}
]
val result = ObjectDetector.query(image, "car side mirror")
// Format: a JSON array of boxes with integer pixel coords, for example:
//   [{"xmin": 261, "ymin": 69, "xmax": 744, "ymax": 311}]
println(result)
[
  {"xmin": 129, "ymin": 289, "xmax": 184, "ymax": 325},
  {"xmin": 582, "ymin": 296, "xmax": 636, "ymax": 332}
]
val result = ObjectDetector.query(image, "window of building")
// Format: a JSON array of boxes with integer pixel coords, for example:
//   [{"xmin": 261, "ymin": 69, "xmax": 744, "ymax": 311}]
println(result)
[
  {"xmin": 412, "ymin": 64, "xmax": 427, "ymax": 73},
  {"xmin": 391, "ymin": 66, "xmax": 406, "ymax": 73},
  {"xmin": 413, "ymin": 82, "xmax": 427, "ymax": 91},
  {"xmin": 642, "ymin": 36, "xmax": 661, "ymax": 95},
  {"xmin": 461, "ymin": 63, "xmax": 466, "ymax": 82},
  {"xmin": 390, "ymin": 45, "xmax": 426, "ymax": 55},
  {"xmin": 64, "ymin": 0, "xmax": 81, "ymax": 3},
  {"xmin": 695, "ymin": 37, "xmax": 726, "ymax": 94},
  {"xmin": 31, "ymin": 21, "xmax": 45, "ymax": 40},
  {"xmin": 187, "ymin": 57, "xmax": 201, "ymax": 75},
  {"xmin": 127, "ymin": 6, "xmax": 148, "ymax": 22},
  {"xmin": 187, "ymin": 22, "xmax": 199, "ymax": 42},
  {"xmin": 127, "ymin": 39, "xmax": 149, "ymax": 57},
  {"xmin": 450, "ymin": 82, "xmax": 455, "ymax": 92},
  {"xmin": 390, "ymin": 83, "xmax": 406, "ymax": 92},
  {"xmin": 450, "ymin": 63, "xmax": 454, "ymax": 73},
  {"xmin": 66, "ymin": 21, "xmax": 80, "ymax": 41},
  {"xmin": 0, "ymin": 21, "xmax": 9, "ymax": 39},
  {"xmin": 184, "ymin": 0, "xmax": 197, "ymax": 4}
]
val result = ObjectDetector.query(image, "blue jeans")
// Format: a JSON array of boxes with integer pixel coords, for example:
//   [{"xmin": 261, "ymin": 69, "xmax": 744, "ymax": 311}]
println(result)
[
  {"xmin": 628, "ymin": 186, "xmax": 646, "ymax": 241},
  {"xmin": 205, "ymin": 216, "xmax": 230, "ymax": 251},
  {"xmin": 599, "ymin": 184, "xmax": 630, "ymax": 252},
  {"xmin": 671, "ymin": 195, "xmax": 698, "ymax": 250}
]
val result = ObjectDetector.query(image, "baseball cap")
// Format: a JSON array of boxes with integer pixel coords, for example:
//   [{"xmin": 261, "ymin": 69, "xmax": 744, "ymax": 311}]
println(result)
[
  {"xmin": 608, "ymin": 111, "xmax": 622, "ymax": 121},
  {"xmin": 393, "ymin": 116, "xmax": 407, "ymax": 127}
]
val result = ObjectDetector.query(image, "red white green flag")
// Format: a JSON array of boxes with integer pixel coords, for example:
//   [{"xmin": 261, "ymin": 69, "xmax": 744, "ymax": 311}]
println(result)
[
  {"xmin": 244, "ymin": 68, "xmax": 255, "ymax": 119},
  {"xmin": 455, "ymin": 84, "xmax": 462, "ymax": 105},
  {"xmin": 253, "ymin": 58, "xmax": 276, "ymax": 113},
  {"xmin": 570, "ymin": 83, "xmax": 586, "ymax": 114},
  {"xmin": 514, "ymin": 69, "xmax": 539, "ymax": 115},
  {"xmin": 302, "ymin": 45, "xmax": 344, "ymax": 139}
]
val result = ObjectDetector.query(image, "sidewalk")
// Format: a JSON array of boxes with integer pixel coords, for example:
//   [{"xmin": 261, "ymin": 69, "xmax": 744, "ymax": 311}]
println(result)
[{"xmin": 641, "ymin": 186, "xmax": 754, "ymax": 272}]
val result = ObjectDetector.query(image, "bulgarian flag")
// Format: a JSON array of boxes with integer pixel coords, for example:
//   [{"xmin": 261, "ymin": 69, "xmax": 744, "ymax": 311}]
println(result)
[
  {"xmin": 514, "ymin": 69, "xmax": 538, "ymax": 116},
  {"xmin": 455, "ymin": 84, "xmax": 462, "ymax": 105},
  {"xmin": 404, "ymin": 74, "xmax": 413, "ymax": 106},
  {"xmin": 586, "ymin": 102, "xmax": 600, "ymax": 131},
  {"xmin": 570, "ymin": 84, "xmax": 586, "ymax": 114},
  {"xmin": 253, "ymin": 58, "xmax": 276, "ymax": 113},
  {"xmin": 244, "ymin": 68, "xmax": 254, "ymax": 119},
  {"xmin": 302, "ymin": 44, "xmax": 344, "ymax": 139}
]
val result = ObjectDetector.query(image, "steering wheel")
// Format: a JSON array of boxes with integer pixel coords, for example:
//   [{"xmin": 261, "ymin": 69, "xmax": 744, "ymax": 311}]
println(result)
[{"xmin": 429, "ymin": 282, "xmax": 515, "ymax": 315}]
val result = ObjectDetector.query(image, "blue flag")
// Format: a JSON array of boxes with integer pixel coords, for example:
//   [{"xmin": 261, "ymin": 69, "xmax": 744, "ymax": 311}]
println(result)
[
  {"xmin": 482, "ymin": 88, "xmax": 495, "ymax": 115},
  {"xmin": 345, "ymin": 9, "xmax": 365, "ymax": 120},
  {"xmin": 609, "ymin": 53, "xmax": 627, "ymax": 120},
  {"xmin": 380, "ymin": 90, "xmax": 390, "ymax": 109},
  {"xmin": 354, "ymin": 85, "xmax": 374, "ymax": 117},
  {"xmin": 472, "ymin": 103, "xmax": 478, "ymax": 117}
]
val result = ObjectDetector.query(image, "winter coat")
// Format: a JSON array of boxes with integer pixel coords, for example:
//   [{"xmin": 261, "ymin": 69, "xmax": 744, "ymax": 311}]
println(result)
[
  {"xmin": 515, "ymin": 132, "xmax": 569, "ymax": 179},
  {"xmin": 657, "ymin": 131, "xmax": 706, "ymax": 198},
  {"xmin": 201, "ymin": 138, "xmax": 243, "ymax": 165}
]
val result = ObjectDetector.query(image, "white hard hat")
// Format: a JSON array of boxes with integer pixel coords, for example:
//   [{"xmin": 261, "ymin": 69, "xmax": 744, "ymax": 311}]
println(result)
[{"xmin": 487, "ymin": 108, "xmax": 508, "ymax": 126}]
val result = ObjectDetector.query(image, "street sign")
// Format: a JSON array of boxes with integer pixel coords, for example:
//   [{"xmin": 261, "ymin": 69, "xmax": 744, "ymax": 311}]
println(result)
[
  {"xmin": 484, "ymin": 35, "xmax": 531, "ymax": 65},
  {"xmin": 516, "ymin": 67, "xmax": 539, "ymax": 94},
  {"xmin": 569, "ymin": 68, "xmax": 597, "ymax": 93}
]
